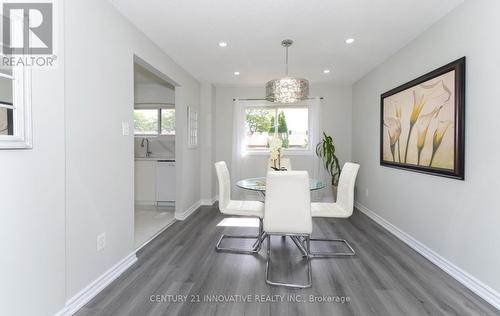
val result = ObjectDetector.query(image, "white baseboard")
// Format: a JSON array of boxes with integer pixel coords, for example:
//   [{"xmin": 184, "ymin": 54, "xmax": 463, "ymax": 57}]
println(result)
[
  {"xmin": 200, "ymin": 199, "xmax": 212, "ymax": 206},
  {"xmin": 355, "ymin": 201, "xmax": 500, "ymax": 311},
  {"xmin": 63, "ymin": 252, "xmax": 138, "ymax": 315},
  {"xmin": 53, "ymin": 306, "xmax": 68, "ymax": 316},
  {"xmin": 200, "ymin": 195, "xmax": 218, "ymax": 206},
  {"xmin": 175, "ymin": 200, "xmax": 201, "ymax": 220}
]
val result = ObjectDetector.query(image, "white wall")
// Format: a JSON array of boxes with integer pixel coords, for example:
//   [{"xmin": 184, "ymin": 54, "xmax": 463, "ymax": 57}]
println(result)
[
  {"xmin": 134, "ymin": 82, "xmax": 175, "ymax": 105},
  {"xmin": 5, "ymin": 1, "xmax": 497, "ymax": 314},
  {"xmin": 352, "ymin": 0, "xmax": 500, "ymax": 299},
  {"xmin": 65, "ymin": 0, "xmax": 200, "ymax": 301},
  {"xmin": 0, "ymin": 2, "xmax": 66, "ymax": 316},
  {"xmin": 199, "ymin": 83, "xmax": 216, "ymax": 202},
  {"xmin": 133, "ymin": 136, "xmax": 175, "ymax": 158},
  {"xmin": 214, "ymin": 83, "xmax": 352, "ymax": 200}
]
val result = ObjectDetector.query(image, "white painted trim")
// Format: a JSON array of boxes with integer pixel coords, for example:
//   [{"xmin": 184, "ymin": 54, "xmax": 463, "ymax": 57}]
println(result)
[
  {"xmin": 0, "ymin": 65, "xmax": 32, "ymax": 149},
  {"xmin": 245, "ymin": 149, "xmax": 314, "ymax": 156},
  {"xmin": 63, "ymin": 252, "xmax": 138, "ymax": 315},
  {"xmin": 53, "ymin": 306, "xmax": 68, "ymax": 316},
  {"xmin": 355, "ymin": 201, "xmax": 500, "ymax": 311},
  {"xmin": 187, "ymin": 106, "xmax": 198, "ymax": 149},
  {"xmin": 200, "ymin": 195, "xmax": 218, "ymax": 206},
  {"xmin": 200, "ymin": 199, "xmax": 213, "ymax": 206},
  {"xmin": 175, "ymin": 200, "xmax": 201, "ymax": 220}
]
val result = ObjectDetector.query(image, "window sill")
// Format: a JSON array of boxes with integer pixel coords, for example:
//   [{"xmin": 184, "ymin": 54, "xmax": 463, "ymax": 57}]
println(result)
[{"xmin": 245, "ymin": 150, "xmax": 313, "ymax": 157}]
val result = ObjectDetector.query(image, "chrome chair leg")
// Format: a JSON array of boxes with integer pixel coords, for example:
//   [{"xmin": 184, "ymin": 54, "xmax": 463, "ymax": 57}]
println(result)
[
  {"xmin": 290, "ymin": 236, "xmax": 308, "ymax": 257},
  {"xmin": 251, "ymin": 231, "xmax": 267, "ymax": 249},
  {"xmin": 265, "ymin": 234, "xmax": 312, "ymax": 289},
  {"xmin": 215, "ymin": 218, "xmax": 264, "ymax": 254},
  {"xmin": 307, "ymin": 237, "xmax": 355, "ymax": 258}
]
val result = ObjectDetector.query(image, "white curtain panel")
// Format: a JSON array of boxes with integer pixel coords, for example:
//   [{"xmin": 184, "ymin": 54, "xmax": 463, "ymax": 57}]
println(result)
[
  {"xmin": 308, "ymin": 99, "xmax": 325, "ymax": 202},
  {"xmin": 232, "ymin": 100, "xmax": 259, "ymax": 199},
  {"xmin": 232, "ymin": 99, "xmax": 324, "ymax": 201}
]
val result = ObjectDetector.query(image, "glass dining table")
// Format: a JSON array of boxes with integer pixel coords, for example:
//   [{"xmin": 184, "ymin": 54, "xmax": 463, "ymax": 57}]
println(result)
[
  {"xmin": 236, "ymin": 176, "xmax": 325, "ymax": 256},
  {"xmin": 236, "ymin": 177, "xmax": 325, "ymax": 198}
]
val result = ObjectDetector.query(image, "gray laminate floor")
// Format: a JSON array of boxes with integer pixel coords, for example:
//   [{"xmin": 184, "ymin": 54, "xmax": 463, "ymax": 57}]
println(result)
[{"xmin": 76, "ymin": 204, "xmax": 499, "ymax": 316}]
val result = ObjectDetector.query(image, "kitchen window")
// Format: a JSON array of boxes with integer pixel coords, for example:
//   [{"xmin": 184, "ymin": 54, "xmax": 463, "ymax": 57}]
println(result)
[{"xmin": 134, "ymin": 108, "xmax": 175, "ymax": 136}]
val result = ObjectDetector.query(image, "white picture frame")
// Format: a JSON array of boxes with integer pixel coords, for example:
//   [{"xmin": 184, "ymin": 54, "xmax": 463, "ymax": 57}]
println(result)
[
  {"xmin": 0, "ymin": 12, "xmax": 33, "ymax": 149},
  {"xmin": 187, "ymin": 106, "xmax": 198, "ymax": 149},
  {"xmin": 0, "ymin": 65, "xmax": 32, "ymax": 149}
]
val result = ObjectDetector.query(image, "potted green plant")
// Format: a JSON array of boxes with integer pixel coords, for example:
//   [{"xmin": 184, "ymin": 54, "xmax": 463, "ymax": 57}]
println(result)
[{"xmin": 316, "ymin": 132, "xmax": 341, "ymax": 199}]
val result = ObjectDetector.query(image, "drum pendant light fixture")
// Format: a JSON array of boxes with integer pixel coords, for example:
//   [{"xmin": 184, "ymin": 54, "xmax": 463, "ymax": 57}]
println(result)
[{"xmin": 265, "ymin": 39, "xmax": 309, "ymax": 103}]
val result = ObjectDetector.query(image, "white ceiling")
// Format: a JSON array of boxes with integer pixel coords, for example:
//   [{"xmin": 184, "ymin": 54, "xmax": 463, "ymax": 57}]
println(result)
[{"xmin": 111, "ymin": 0, "xmax": 464, "ymax": 86}]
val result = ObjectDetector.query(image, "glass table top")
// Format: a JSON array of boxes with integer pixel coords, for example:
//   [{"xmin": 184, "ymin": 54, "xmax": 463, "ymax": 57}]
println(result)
[{"xmin": 236, "ymin": 177, "xmax": 325, "ymax": 192}]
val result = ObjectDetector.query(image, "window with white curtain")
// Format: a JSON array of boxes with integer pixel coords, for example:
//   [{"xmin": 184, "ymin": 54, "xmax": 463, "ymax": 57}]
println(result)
[
  {"xmin": 231, "ymin": 99, "xmax": 321, "ymax": 200},
  {"xmin": 244, "ymin": 106, "xmax": 310, "ymax": 152}
]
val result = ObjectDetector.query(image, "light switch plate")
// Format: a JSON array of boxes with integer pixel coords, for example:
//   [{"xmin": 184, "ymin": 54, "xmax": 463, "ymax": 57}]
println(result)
[
  {"xmin": 97, "ymin": 233, "xmax": 106, "ymax": 251},
  {"xmin": 122, "ymin": 122, "xmax": 129, "ymax": 136}
]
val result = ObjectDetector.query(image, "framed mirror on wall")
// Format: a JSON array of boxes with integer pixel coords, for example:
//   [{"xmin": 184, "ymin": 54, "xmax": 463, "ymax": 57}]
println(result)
[{"xmin": 0, "ymin": 63, "xmax": 32, "ymax": 149}]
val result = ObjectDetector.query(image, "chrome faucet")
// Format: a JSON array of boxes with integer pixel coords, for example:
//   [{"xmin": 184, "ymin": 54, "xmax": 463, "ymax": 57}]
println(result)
[{"xmin": 140, "ymin": 137, "xmax": 152, "ymax": 157}]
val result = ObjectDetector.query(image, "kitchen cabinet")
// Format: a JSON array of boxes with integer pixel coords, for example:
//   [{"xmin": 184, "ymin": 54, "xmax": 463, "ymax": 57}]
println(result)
[
  {"xmin": 135, "ymin": 160, "xmax": 157, "ymax": 202},
  {"xmin": 134, "ymin": 160, "xmax": 175, "ymax": 203}
]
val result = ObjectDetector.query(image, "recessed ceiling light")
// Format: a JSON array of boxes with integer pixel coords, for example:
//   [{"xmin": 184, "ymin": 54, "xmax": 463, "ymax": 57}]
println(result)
[
  {"xmin": 323, "ymin": 69, "xmax": 331, "ymax": 74},
  {"xmin": 345, "ymin": 38, "xmax": 355, "ymax": 44},
  {"xmin": 218, "ymin": 42, "xmax": 228, "ymax": 47},
  {"xmin": 234, "ymin": 71, "xmax": 240, "ymax": 76}
]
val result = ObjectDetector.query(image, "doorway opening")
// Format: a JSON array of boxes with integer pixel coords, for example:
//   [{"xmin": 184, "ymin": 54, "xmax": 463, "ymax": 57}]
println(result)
[{"xmin": 133, "ymin": 60, "xmax": 176, "ymax": 249}]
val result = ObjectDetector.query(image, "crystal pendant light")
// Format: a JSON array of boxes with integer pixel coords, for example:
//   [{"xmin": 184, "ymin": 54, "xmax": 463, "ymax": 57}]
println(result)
[{"xmin": 266, "ymin": 39, "xmax": 309, "ymax": 103}]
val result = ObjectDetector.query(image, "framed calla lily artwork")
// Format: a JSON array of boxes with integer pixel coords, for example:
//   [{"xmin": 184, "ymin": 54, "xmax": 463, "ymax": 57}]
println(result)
[{"xmin": 380, "ymin": 57, "xmax": 465, "ymax": 180}]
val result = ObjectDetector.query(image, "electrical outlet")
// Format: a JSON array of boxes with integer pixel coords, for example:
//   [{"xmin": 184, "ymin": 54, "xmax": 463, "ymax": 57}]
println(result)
[
  {"xmin": 97, "ymin": 233, "xmax": 106, "ymax": 251},
  {"xmin": 122, "ymin": 122, "xmax": 129, "ymax": 136},
  {"xmin": 365, "ymin": 188, "xmax": 369, "ymax": 197}
]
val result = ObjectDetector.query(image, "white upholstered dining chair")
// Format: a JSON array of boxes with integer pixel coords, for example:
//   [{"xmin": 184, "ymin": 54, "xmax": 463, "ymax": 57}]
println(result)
[
  {"xmin": 264, "ymin": 171, "xmax": 312, "ymax": 288},
  {"xmin": 214, "ymin": 161, "xmax": 265, "ymax": 254},
  {"xmin": 267, "ymin": 158, "xmax": 292, "ymax": 171},
  {"xmin": 309, "ymin": 162, "xmax": 360, "ymax": 257}
]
